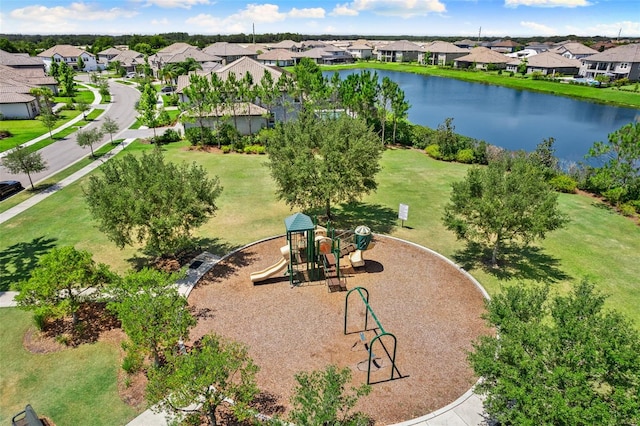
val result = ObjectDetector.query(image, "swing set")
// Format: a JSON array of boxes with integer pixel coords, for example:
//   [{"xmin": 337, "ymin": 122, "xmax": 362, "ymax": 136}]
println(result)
[{"xmin": 344, "ymin": 286, "xmax": 401, "ymax": 385}]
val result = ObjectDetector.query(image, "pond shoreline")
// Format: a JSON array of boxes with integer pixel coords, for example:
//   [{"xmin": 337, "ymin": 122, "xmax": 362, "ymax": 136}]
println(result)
[{"xmin": 321, "ymin": 62, "xmax": 640, "ymax": 110}]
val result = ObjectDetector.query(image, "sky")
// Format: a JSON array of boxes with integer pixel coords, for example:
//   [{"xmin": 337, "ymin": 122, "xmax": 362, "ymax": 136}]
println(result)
[{"xmin": 0, "ymin": 0, "xmax": 638, "ymax": 38}]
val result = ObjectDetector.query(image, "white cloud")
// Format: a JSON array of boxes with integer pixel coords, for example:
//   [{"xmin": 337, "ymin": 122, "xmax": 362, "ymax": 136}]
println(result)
[
  {"xmin": 520, "ymin": 21, "xmax": 556, "ymax": 35},
  {"xmin": 288, "ymin": 7, "xmax": 326, "ymax": 19},
  {"xmin": 185, "ymin": 4, "xmax": 286, "ymax": 33},
  {"xmin": 505, "ymin": 0, "xmax": 590, "ymax": 8},
  {"xmin": 231, "ymin": 3, "xmax": 286, "ymax": 23},
  {"xmin": 151, "ymin": 18, "xmax": 170, "ymax": 25},
  {"xmin": 140, "ymin": 0, "xmax": 211, "ymax": 8},
  {"xmin": 331, "ymin": 3, "xmax": 359, "ymax": 16},
  {"xmin": 8, "ymin": 2, "xmax": 138, "ymax": 32},
  {"xmin": 344, "ymin": 0, "xmax": 446, "ymax": 17},
  {"xmin": 566, "ymin": 20, "xmax": 640, "ymax": 37}
]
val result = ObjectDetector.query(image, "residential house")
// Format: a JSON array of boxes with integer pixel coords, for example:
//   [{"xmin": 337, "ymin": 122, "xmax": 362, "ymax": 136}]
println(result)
[
  {"xmin": 97, "ymin": 47, "xmax": 123, "ymax": 63},
  {"xmin": 490, "ymin": 39, "xmax": 521, "ymax": 53},
  {"xmin": 202, "ymin": 42, "xmax": 257, "ymax": 65},
  {"xmin": 292, "ymin": 46, "xmax": 353, "ymax": 65},
  {"xmin": 37, "ymin": 44, "xmax": 100, "ymax": 72},
  {"xmin": 422, "ymin": 41, "xmax": 469, "ymax": 66},
  {"xmin": 346, "ymin": 43, "xmax": 374, "ymax": 60},
  {"xmin": 109, "ymin": 49, "xmax": 145, "ymax": 74},
  {"xmin": 454, "ymin": 39, "xmax": 478, "ymax": 49},
  {"xmin": 268, "ymin": 40, "xmax": 302, "ymax": 52},
  {"xmin": 377, "ymin": 40, "xmax": 424, "ymax": 63},
  {"xmin": 579, "ymin": 43, "xmax": 640, "ymax": 81},
  {"xmin": 551, "ymin": 42, "xmax": 598, "ymax": 60},
  {"xmin": 506, "ymin": 51, "xmax": 581, "ymax": 76},
  {"xmin": 454, "ymin": 46, "xmax": 510, "ymax": 70},
  {"xmin": 0, "ymin": 51, "xmax": 58, "ymax": 119},
  {"xmin": 149, "ymin": 43, "xmax": 222, "ymax": 78},
  {"xmin": 177, "ymin": 56, "xmax": 292, "ymax": 133},
  {"xmin": 182, "ymin": 102, "xmax": 269, "ymax": 136},
  {"xmin": 302, "ymin": 40, "xmax": 328, "ymax": 50},
  {"xmin": 257, "ymin": 49, "xmax": 295, "ymax": 67}
]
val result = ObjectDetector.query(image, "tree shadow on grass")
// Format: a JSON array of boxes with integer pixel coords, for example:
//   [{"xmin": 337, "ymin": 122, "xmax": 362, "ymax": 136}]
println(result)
[
  {"xmin": 452, "ymin": 242, "xmax": 571, "ymax": 283},
  {"xmin": 126, "ymin": 237, "xmax": 242, "ymax": 272},
  {"xmin": 330, "ymin": 202, "xmax": 398, "ymax": 234},
  {"xmin": 0, "ymin": 236, "xmax": 58, "ymax": 291}
]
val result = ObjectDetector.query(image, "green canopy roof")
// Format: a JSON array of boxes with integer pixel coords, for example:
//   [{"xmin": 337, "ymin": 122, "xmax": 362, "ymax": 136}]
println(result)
[{"xmin": 284, "ymin": 212, "xmax": 314, "ymax": 232}]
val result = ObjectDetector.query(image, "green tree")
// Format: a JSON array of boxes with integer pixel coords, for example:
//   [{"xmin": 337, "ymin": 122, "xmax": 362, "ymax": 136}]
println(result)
[
  {"xmin": 29, "ymin": 87, "xmax": 54, "ymax": 114},
  {"xmin": 586, "ymin": 122, "xmax": 640, "ymax": 204},
  {"xmin": 289, "ymin": 365, "xmax": 371, "ymax": 426},
  {"xmin": 146, "ymin": 333, "xmax": 259, "ymax": 426},
  {"xmin": 434, "ymin": 117, "xmax": 460, "ymax": 160},
  {"xmin": 181, "ymin": 73, "xmax": 213, "ymax": 145},
  {"xmin": 84, "ymin": 148, "xmax": 222, "ymax": 256},
  {"xmin": 57, "ymin": 62, "xmax": 76, "ymax": 96},
  {"xmin": 470, "ymin": 281, "xmax": 640, "ymax": 425},
  {"xmin": 390, "ymin": 84, "xmax": 409, "ymax": 144},
  {"xmin": 77, "ymin": 55, "xmax": 85, "ymax": 71},
  {"xmin": 101, "ymin": 115, "xmax": 119, "ymax": 143},
  {"xmin": 108, "ymin": 268, "xmax": 195, "ymax": 367},
  {"xmin": 1, "ymin": 144, "xmax": 48, "ymax": 190},
  {"xmin": 40, "ymin": 110, "xmax": 58, "ymax": 140},
  {"xmin": 137, "ymin": 83, "xmax": 159, "ymax": 138},
  {"xmin": 529, "ymin": 136, "xmax": 559, "ymax": 180},
  {"xmin": 338, "ymin": 70, "xmax": 380, "ymax": 127},
  {"xmin": 15, "ymin": 246, "xmax": 116, "ymax": 326},
  {"xmin": 518, "ymin": 57, "xmax": 528, "ymax": 75},
  {"xmin": 76, "ymin": 99, "xmax": 90, "ymax": 120},
  {"xmin": 76, "ymin": 127, "xmax": 103, "ymax": 157},
  {"xmin": 443, "ymin": 157, "xmax": 568, "ymax": 265},
  {"xmin": 266, "ymin": 110, "xmax": 383, "ymax": 219}
]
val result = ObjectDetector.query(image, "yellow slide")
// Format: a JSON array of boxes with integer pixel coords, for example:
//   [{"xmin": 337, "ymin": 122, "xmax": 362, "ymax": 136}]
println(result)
[{"xmin": 250, "ymin": 245, "xmax": 290, "ymax": 283}]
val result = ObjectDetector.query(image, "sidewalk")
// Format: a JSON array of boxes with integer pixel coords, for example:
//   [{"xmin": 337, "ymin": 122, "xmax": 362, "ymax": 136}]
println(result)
[
  {"xmin": 0, "ymin": 138, "xmax": 134, "ymax": 225},
  {"xmin": 0, "ymin": 83, "xmax": 102, "ymax": 158}
]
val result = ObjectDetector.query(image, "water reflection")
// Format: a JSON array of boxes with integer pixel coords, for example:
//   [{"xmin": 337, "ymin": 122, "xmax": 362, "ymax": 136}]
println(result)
[{"xmin": 328, "ymin": 69, "xmax": 639, "ymax": 162}]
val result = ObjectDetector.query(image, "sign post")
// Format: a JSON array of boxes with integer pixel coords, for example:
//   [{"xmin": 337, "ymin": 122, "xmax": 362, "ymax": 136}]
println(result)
[{"xmin": 398, "ymin": 203, "xmax": 409, "ymax": 228}]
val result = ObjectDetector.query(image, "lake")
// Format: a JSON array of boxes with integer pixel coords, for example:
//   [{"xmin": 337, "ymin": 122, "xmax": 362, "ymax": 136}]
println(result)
[{"xmin": 328, "ymin": 69, "xmax": 640, "ymax": 163}]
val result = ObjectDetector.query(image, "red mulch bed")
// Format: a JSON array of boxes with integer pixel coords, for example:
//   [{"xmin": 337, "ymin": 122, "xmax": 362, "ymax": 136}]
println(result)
[{"xmin": 189, "ymin": 235, "xmax": 491, "ymax": 425}]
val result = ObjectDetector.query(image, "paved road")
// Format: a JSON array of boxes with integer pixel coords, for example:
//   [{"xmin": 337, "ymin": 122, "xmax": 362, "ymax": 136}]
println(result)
[{"xmin": 0, "ymin": 78, "xmax": 140, "ymax": 187}]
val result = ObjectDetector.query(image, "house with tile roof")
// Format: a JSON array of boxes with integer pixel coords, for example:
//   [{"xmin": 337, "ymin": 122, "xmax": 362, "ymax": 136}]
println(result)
[
  {"xmin": 377, "ymin": 40, "xmax": 424, "ymax": 63},
  {"xmin": 551, "ymin": 42, "xmax": 598, "ymax": 60},
  {"xmin": 506, "ymin": 51, "xmax": 581, "ymax": 76},
  {"xmin": 37, "ymin": 44, "xmax": 100, "ymax": 72},
  {"xmin": 177, "ymin": 56, "xmax": 293, "ymax": 134},
  {"xmin": 346, "ymin": 43, "xmax": 374, "ymax": 60},
  {"xmin": 202, "ymin": 42, "xmax": 257, "ymax": 65},
  {"xmin": 578, "ymin": 43, "xmax": 640, "ymax": 81},
  {"xmin": 149, "ymin": 43, "xmax": 222, "ymax": 78},
  {"xmin": 0, "ymin": 51, "xmax": 58, "ymax": 119},
  {"xmin": 292, "ymin": 46, "xmax": 353, "ymax": 65},
  {"xmin": 423, "ymin": 41, "xmax": 469, "ymax": 66},
  {"xmin": 268, "ymin": 40, "xmax": 302, "ymax": 52},
  {"xmin": 257, "ymin": 49, "xmax": 295, "ymax": 67},
  {"xmin": 490, "ymin": 39, "xmax": 521, "ymax": 53},
  {"xmin": 454, "ymin": 46, "xmax": 510, "ymax": 70}
]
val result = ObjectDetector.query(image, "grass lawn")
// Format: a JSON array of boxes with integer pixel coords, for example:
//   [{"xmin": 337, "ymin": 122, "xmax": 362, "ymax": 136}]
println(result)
[
  {"xmin": 0, "ymin": 308, "xmax": 137, "ymax": 426},
  {"xmin": 0, "ymin": 144, "xmax": 639, "ymax": 425},
  {"xmin": 0, "ymin": 110, "xmax": 82, "ymax": 153},
  {"xmin": 54, "ymin": 87, "xmax": 95, "ymax": 105},
  {"xmin": 324, "ymin": 62, "xmax": 640, "ymax": 109},
  {"xmin": 0, "ymin": 141, "xmax": 121, "ymax": 214}
]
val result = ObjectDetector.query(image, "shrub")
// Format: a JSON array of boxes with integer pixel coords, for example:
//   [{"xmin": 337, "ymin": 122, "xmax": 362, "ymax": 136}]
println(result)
[
  {"xmin": 154, "ymin": 128, "xmax": 181, "ymax": 145},
  {"xmin": 122, "ymin": 348, "xmax": 144, "ymax": 374},
  {"xmin": 0, "ymin": 129, "xmax": 12, "ymax": 138},
  {"xmin": 213, "ymin": 122, "xmax": 240, "ymax": 147},
  {"xmin": 472, "ymin": 140, "xmax": 488, "ymax": 164},
  {"xmin": 185, "ymin": 126, "xmax": 214, "ymax": 146},
  {"xmin": 619, "ymin": 203, "xmax": 636, "ymax": 217},
  {"xmin": 410, "ymin": 124, "xmax": 435, "ymax": 149},
  {"xmin": 221, "ymin": 145, "xmax": 232, "ymax": 153},
  {"xmin": 531, "ymin": 71, "xmax": 545, "ymax": 80},
  {"xmin": 456, "ymin": 148, "xmax": 475, "ymax": 163},
  {"xmin": 425, "ymin": 144, "xmax": 442, "ymax": 159},
  {"xmin": 549, "ymin": 175, "xmax": 578, "ymax": 193},
  {"xmin": 33, "ymin": 312, "xmax": 48, "ymax": 331}
]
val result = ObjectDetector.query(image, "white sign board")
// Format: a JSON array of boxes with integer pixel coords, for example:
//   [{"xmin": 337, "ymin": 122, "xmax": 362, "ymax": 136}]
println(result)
[{"xmin": 398, "ymin": 203, "xmax": 409, "ymax": 221}]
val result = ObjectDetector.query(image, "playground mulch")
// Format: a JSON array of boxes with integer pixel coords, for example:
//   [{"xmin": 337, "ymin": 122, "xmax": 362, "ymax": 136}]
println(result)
[{"xmin": 189, "ymin": 235, "xmax": 491, "ymax": 425}]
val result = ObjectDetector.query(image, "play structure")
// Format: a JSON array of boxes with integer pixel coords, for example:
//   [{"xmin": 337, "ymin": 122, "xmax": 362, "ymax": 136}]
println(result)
[
  {"xmin": 345, "ymin": 286, "xmax": 400, "ymax": 385},
  {"xmin": 250, "ymin": 213, "xmax": 374, "ymax": 292}
]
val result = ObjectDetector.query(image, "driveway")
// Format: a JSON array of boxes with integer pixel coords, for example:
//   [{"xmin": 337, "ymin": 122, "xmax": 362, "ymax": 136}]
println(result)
[{"xmin": 0, "ymin": 78, "xmax": 141, "ymax": 187}]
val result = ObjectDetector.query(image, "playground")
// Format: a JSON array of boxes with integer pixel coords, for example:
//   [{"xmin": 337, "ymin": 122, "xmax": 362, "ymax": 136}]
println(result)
[{"xmin": 188, "ymin": 221, "xmax": 491, "ymax": 424}]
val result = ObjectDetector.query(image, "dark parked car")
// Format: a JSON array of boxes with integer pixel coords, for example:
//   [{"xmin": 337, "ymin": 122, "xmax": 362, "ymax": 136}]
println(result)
[
  {"xmin": 160, "ymin": 86, "xmax": 175, "ymax": 93},
  {"xmin": 0, "ymin": 180, "xmax": 24, "ymax": 199}
]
